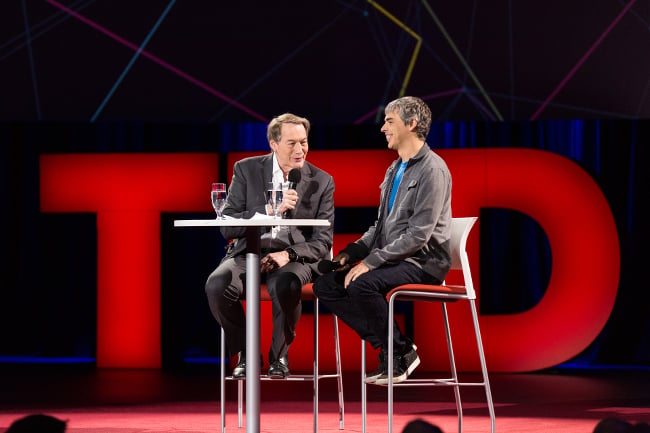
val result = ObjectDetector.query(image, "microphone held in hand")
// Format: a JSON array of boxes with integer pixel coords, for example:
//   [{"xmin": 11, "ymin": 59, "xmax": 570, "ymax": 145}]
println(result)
[
  {"xmin": 317, "ymin": 259, "xmax": 345, "ymax": 273},
  {"xmin": 288, "ymin": 168, "xmax": 301, "ymax": 189},
  {"xmin": 284, "ymin": 168, "xmax": 302, "ymax": 219}
]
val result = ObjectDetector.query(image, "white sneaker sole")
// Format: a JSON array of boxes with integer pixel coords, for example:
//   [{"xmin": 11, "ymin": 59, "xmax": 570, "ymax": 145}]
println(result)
[
  {"xmin": 374, "ymin": 355, "xmax": 420, "ymax": 385},
  {"xmin": 365, "ymin": 344, "xmax": 418, "ymax": 384},
  {"xmin": 365, "ymin": 373, "xmax": 382, "ymax": 384}
]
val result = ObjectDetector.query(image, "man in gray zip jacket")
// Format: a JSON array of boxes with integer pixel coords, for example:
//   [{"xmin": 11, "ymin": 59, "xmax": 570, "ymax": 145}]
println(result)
[{"xmin": 313, "ymin": 96, "xmax": 452, "ymax": 384}]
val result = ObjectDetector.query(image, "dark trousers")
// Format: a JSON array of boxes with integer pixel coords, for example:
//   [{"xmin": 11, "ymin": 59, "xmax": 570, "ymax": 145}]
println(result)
[
  {"xmin": 313, "ymin": 261, "xmax": 440, "ymax": 355},
  {"xmin": 205, "ymin": 256, "xmax": 314, "ymax": 362}
]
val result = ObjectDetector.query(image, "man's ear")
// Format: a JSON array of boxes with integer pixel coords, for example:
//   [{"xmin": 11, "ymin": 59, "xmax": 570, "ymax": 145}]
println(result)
[
  {"xmin": 269, "ymin": 140, "xmax": 278, "ymax": 153},
  {"xmin": 409, "ymin": 119, "xmax": 418, "ymax": 132}
]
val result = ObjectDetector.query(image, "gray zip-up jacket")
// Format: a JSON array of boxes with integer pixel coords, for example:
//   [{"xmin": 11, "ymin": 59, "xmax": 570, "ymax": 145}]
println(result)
[{"xmin": 355, "ymin": 144, "xmax": 452, "ymax": 282}]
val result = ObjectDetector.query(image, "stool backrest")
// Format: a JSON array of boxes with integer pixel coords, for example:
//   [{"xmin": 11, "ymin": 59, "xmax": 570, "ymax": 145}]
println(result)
[{"xmin": 448, "ymin": 217, "xmax": 478, "ymax": 299}]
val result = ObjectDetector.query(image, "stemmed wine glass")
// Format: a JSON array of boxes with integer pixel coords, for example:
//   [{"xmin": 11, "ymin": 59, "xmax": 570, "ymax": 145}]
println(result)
[{"xmin": 211, "ymin": 182, "xmax": 227, "ymax": 219}]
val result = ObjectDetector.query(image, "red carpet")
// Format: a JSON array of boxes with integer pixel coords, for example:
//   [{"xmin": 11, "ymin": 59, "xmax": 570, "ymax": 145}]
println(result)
[{"xmin": 1, "ymin": 367, "xmax": 648, "ymax": 432}]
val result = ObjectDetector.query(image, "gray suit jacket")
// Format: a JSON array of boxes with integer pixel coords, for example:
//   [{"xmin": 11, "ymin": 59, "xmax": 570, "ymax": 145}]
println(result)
[{"xmin": 221, "ymin": 153, "xmax": 335, "ymax": 263}]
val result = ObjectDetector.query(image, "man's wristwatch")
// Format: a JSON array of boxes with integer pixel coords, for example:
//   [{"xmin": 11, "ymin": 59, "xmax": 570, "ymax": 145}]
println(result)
[{"xmin": 285, "ymin": 247, "xmax": 299, "ymax": 263}]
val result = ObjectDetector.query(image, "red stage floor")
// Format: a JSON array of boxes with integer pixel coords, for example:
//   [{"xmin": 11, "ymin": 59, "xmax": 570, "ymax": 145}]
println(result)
[{"xmin": 0, "ymin": 366, "xmax": 648, "ymax": 432}]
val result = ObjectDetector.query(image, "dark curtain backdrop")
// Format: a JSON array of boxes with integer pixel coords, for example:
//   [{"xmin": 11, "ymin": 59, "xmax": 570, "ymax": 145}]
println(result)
[{"xmin": 1, "ymin": 119, "xmax": 648, "ymax": 371}]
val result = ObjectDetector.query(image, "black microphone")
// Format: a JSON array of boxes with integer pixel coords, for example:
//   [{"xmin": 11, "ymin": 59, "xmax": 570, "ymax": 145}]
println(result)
[
  {"xmin": 317, "ymin": 259, "xmax": 344, "ymax": 273},
  {"xmin": 287, "ymin": 168, "xmax": 301, "ymax": 189},
  {"xmin": 284, "ymin": 168, "xmax": 302, "ymax": 218}
]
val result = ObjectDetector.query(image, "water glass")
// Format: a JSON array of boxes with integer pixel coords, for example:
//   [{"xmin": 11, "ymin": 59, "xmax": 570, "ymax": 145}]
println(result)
[
  {"xmin": 265, "ymin": 181, "xmax": 284, "ymax": 218},
  {"xmin": 211, "ymin": 182, "xmax": 227, "ymax": 219}
]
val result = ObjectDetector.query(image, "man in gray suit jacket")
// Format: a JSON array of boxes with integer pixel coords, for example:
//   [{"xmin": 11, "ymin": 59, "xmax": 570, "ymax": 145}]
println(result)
[{"xmin": 205, "ymin": 113, "xmax": 335, "ymax": 378}]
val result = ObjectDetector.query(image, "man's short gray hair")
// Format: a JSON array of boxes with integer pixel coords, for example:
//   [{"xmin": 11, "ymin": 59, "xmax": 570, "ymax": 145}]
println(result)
[{"xmin": 385, "ymin": 96, "xmax": 432, "ymax": 140}]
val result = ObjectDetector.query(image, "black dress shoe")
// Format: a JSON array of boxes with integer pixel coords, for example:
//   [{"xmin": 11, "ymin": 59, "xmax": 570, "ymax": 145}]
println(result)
[
  {"xmin": 232, "ymin": 352, "xmax": 263, "ymax": 379},
  {"xmin": 268, "ymin": 355, "xmax": 290, "ymax": 378},
  {"xmin": 232, "ymin": 352, "xmax": 246, "ymax": 379}
]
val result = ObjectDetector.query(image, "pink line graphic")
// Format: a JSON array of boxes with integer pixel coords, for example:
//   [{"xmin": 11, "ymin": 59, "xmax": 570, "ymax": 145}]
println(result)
[
  {"xmin": 530, "ymin": 0, "xmax": 637, "ymax": 120},
  {"xmin": 46, "ymin": 0, "xmax": 268, "ymax": 122}
]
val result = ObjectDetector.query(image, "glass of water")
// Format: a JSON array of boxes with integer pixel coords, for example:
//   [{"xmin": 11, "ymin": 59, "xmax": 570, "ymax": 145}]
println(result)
[
  {"xmin": 211, "ymin": 182, "xmax": 227, "ymax": 219},
  {"xmin": 265, "ymin": 181, "xmax": 284, "ymax": 218}
]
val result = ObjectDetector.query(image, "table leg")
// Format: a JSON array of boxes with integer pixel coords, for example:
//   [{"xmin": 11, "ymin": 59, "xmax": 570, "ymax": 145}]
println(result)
[
  {"xmin": 245, "ymin": 226, "xmax": 262, "ymax": 433},
  {"xmin": 245, "ymin": 252, "xmax": 260, "ymax": 433}
]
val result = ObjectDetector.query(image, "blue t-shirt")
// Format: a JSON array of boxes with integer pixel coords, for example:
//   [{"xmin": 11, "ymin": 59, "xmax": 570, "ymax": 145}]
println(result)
[{"xmin": 388, "ymin": 161, "xmax": 408, "ymax": 214}]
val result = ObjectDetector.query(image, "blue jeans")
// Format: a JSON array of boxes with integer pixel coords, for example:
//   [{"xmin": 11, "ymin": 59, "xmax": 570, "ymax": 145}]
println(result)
[{"xmin": 313, "ymin": 261, "xmax": 441, "ymax": 354}]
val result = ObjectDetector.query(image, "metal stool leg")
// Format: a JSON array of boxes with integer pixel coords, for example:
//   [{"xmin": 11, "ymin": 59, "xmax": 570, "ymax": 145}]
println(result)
[
  {"xmin": 441, "ymin": 303, "xmax": 463, "ymax": 433},
  {"xmin": 222, "ymin": 294, "xmax": 345, "ymax": 432},
  {"xmin": 220, "ymin": 328, "xmax": 227, "ymax": 433},
  {"xmin": 333, "ymin": 315, "xmax": 344, "ymax": 429},
  {"xmin": 361, "ymin": 341, "xmax": 367, "ymax": 433},
  {"xmin": 470, "ymin": 300, "xmax": 496, "ymax": 433},
  {"xmin": 313, "ymin": 299, "xmax": 319, "ymax": 433}
]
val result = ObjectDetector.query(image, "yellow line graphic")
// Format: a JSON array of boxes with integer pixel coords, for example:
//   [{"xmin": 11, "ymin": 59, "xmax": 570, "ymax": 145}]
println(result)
[
  {"xmin": 367, "ymin": 0, "xmax": 422, "ymax": 97},
  {"xmin": 421, "ymin": 0, "xmax": 503, "ymax": 121}
]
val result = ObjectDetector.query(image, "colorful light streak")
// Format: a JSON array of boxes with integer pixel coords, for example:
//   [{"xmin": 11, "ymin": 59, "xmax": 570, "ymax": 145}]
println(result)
[
  {"xmin": 45, "ymin": 0, "xmax": 268, "ymax": 122},
  {"xmin": 530, "ymin": 0, "xmax": 637, "ymax": 120}
]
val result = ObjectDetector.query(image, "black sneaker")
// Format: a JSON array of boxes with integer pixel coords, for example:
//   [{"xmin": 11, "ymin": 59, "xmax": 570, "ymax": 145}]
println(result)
[
  {"xmin": 365, "ymin": 348, "xmax": 387, "ymax": 383},
  {"xmin": 375, "ymin": 346, "xmax": 420, "ymax": 385}
]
